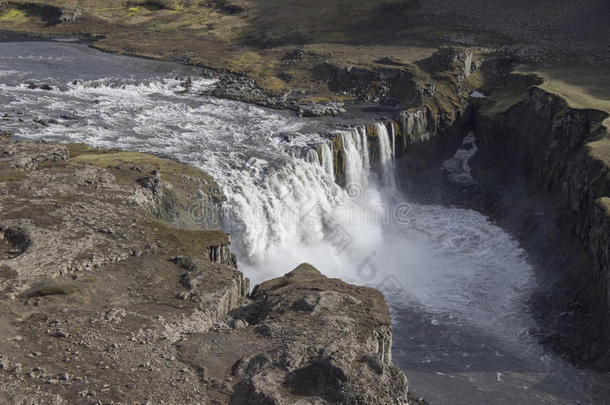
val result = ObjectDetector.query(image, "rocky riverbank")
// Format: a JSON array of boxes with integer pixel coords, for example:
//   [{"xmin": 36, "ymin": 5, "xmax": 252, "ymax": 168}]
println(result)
[{"xmin": 0, "ymin": 137, "xmax": 410, "ymax": 404}]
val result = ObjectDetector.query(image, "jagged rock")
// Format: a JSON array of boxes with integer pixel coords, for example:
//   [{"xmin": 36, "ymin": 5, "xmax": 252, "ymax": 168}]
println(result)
[
  {"xmin": 59, "ymin": 7, "xmax": 83, "ymax": 23},
  {"xmin": 1, "ymin": 139, "xmax": 68, "ymax": 170},
  {"xmin": 229, "ymin": 263, "xmax": 409, "ymax": 404},
  {"xmin": 296, "ymin": 102, "xmax": 346, "ymax": 117},
  {"xmin": 475, "ymin": 83, "xmax": 610, "ymax": 370},
  {"xmin": 427, "ymin": 47, "xmax": 478, "ymax": 81}
]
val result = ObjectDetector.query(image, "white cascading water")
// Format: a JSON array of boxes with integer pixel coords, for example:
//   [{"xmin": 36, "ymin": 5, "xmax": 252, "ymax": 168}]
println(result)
[
  {"xmin": 443, "ymin": 131, "xmax": 479, "ymax": 185},
  {"xmin": 358, "ymin": 126, "xmax": 371, "ymax": 172},
  {"xmin": 0, "ymin": 42, "xmax": 600, "ymax": 404},
  {"xmin": 305, "ymin": 149, "xmax": 319, "ymax": 164},
  {"xmin": 376, "ymin": 122, "xmax": 396, "ymax": 189},
  {"xmin": 0, "ymin": 70, "xmax": 535, "ymax": 342},
  {"xmin": 320, "ymin": 142, "xmax": 335, "ymax": 181},
  {"xmin": 341, "ymin": 128, "xmax": 367, "ymax": 187},
  {"xmin": 390, "ymin": 122, "xmax": 396, "ymax": 156},
  {"xmin": 0, "ymin": 41, "xmax": 544, "ymax": 364}
]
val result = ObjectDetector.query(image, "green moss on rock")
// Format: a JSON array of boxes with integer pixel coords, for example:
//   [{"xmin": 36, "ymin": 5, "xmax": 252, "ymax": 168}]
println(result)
[{"xmin": 365, "ymin": 124, "xmax": 378, "ymax": 138}]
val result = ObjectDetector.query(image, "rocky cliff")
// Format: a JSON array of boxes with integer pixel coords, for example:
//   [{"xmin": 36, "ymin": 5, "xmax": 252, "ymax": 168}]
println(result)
[
  {"xmin": 319, "ymin": 47, "xmax": 610, "ymax": 370},
  {"xmin": 324, "ymin": 47, "xmax": 478, "ymax": 190},
  {"xmin": 473, "ymin": 84, "xmax": 610, "ymax": 368},
  {"xmin": 0, "ymin": 137, "xmax": 409, "ymax": 404}
]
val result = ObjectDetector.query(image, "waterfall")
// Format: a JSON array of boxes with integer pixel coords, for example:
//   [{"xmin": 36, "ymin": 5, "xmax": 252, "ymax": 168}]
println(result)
[
  {"xmin": 341, "ymin": 129, "xmax": 367, "ymax": 187},
  {"xmin": 320, "ymin": 143, "xmax": 334, "ymax": 181},
  {"xmin": 306, "ymin": 148, "xmax": 319, "ymax": 164},
  {"xmin": 358, "ymin": 126, "xmax": 370, "ymax": 173},
  {"xmin": 375, "ymin": 123, "xmax": 396, "ymax": 188},
  {"xmin": 0, "ymin": 46, "xmax": 543, "ymax": 383},
  {"xmin": 222, "ymin": 157, "xmax": 343, "ymax": 261},
  {"xmin": 1, "ymin": 42, "xmax": 590, "ymax": 405}
]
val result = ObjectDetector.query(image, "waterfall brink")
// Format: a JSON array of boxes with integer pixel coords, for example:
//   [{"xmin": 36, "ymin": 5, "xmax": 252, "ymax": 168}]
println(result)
[
  {"xmin": 0, "ymin": 41, "xmax": 567, "ymax": 401},
  {"xmin": 0, "ymin": 47, "xmax": 543, "ymax": 381},
  {"xmin": 375, "ymin": 123, "xmax": 396, "ymax": 189},
  {"xmin": 320, "ymin": 143, "xmax": 335, "ymax": 181}
]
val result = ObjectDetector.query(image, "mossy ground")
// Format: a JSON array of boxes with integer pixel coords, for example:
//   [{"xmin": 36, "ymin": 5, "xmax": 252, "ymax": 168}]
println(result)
[
  {"xmin": 71, "ymin": 150, "xmax": 214, "ymax": 183},
  {"xmin": 505, "ymin": 67, "xmax": 610, "ymax": 184},
  {"xmin": 0, "ymin": 8, "xmax": 27, "ymax": 21},
  {"xmin": 476, "ymin": 72, "xmax": 543, "ymax": 118},
  {"xmin": 150, "ymin": 220, "xmax": 229, "ymax": 253},
  {"xmin": 515, "ymin": 66, "xmax": 610, "ymax": 129}
]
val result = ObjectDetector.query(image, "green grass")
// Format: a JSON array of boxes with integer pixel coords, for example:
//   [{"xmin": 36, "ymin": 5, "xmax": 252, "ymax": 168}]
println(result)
[
  {"xmin": 71, "ymin": 150, "xmax": 214, "ymax": 183},
  {"xmin": 66, "ymin": 143, "xmax": 121, "ymax": 158},
  {"xmin": 152, "ymin": 220, "xmax": 229, "ymax": 251},
  {"xmin": 0, "ymin": 8, "xmax": 27, "ymax": 21},
  {"xmin": 515, "ymin": 66, "xmax": 610, "ymax": 128}
]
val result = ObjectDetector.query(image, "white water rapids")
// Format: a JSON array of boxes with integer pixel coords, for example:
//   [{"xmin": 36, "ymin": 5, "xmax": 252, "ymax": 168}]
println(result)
[{"xmin": 1, "ymin": 41, "xmax": 602, "ymax": 404}]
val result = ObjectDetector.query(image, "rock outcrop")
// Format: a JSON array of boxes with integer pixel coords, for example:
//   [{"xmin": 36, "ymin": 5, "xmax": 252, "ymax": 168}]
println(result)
[
  {"xmin": 0, "ymin": 138, "xmax": 409, "ymax": 404},
  {"xmin": 228, "ymin": 263, "xmax": 408, "ymax": 404}
]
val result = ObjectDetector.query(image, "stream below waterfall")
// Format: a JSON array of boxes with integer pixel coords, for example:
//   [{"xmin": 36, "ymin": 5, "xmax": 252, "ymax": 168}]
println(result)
[{"xmin": 1, "ymin": 41, "xmax": 609, "ymax": 404}]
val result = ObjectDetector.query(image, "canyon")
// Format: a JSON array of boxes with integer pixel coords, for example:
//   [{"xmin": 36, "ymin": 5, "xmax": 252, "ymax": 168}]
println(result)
[{"xmin": 0, "ymin": 0, "xmax": 609, "ymax": 403}]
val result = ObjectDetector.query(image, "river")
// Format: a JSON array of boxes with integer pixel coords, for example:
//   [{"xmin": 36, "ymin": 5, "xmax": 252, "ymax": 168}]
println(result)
[{"xmin": 1, "ymin": 40, "xmax": 608, "ymax": 404}]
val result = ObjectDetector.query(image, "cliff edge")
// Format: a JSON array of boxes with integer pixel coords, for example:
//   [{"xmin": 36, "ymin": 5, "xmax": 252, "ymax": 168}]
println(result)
[{"xmin": 0, "ymin": 137, "xmax": 409, "ymax": 404}]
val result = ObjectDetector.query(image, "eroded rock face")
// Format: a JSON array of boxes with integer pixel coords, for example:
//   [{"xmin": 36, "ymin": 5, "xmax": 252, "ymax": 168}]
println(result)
[
  {"xmin": 227, "ymin": 263, "xmax": 409, "ymax": 404},
  {"xmin": 0, "ymin": 140, "xmax": 409, "ymax": 404},
  {"xmin": 473, "ymin": 85, "xmax": 610, "ymax": 369},
  {"xmin": 0, "ymin": 139, "xmax": 249, "ymax": 403}
]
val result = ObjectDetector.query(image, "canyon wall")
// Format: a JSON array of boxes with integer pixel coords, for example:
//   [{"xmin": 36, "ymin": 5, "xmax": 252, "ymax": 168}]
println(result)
[
  {"xmin": 322, "ymin": 49, "xmax": 610, "ymax": 368},
  {"xmin": 474, "ymin": 86, "xmax": 610, "ymax": 366}
]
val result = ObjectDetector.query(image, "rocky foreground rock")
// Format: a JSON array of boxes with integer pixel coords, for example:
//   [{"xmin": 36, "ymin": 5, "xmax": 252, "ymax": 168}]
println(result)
[{"xmin": 0, "ymin": 137, "xmax": 409, "ymax": 404}]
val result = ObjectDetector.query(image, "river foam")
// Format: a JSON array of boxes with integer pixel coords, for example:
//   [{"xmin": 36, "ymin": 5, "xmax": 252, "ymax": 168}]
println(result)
[
  {"xmin": 0, "ymin": 63, "xmax": 536, "ymax": 352},
  {"xmin": 2, "ymin": 41, "xmax": 603, "ymax": 404}
]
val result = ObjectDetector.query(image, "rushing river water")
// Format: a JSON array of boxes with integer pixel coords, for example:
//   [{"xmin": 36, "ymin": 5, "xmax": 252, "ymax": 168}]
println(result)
[{"xmin": 1, "ymin": 41, "xmax": 609, "ymax": 404}]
